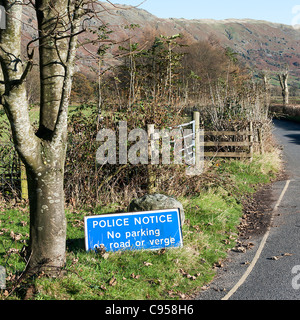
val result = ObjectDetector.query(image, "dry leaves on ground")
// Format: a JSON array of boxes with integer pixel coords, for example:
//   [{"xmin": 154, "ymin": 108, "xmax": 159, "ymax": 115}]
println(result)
[{"xmin": 268, "ymin": 253, "xmax": 293, "ymax": 261}]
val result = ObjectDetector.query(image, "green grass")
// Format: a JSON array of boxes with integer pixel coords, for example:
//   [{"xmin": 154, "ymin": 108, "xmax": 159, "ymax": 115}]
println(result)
[
  {"xmin": 35, "ymin": 192, "xmax": 241, "ymax": 300},
  {"xmin": 216, "ymin": 153, "xmax": 280, "ymax": 194},
  {"xmin": 0, "ymin": 150, "xmax": 281, "ymax": 300},
  {"xmin": 0, "ymin": 194, "xmax": 240, "ymax": 300}
]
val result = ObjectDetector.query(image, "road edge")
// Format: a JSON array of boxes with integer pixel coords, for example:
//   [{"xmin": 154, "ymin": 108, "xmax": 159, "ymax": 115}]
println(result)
[{"xmin": 221, "ymin": 179, "xmax": 291, "ymax": 300}]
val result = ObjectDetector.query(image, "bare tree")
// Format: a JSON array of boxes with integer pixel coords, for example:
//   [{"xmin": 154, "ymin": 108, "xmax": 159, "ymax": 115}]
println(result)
[
  {"xmin": 278, "ymin": 69, "xmax": 289, "ymax": 106},
  {"xmin": 0, "ymin": 0, "xmax": 111, "ymax": 276},
  {"xmin": 258, "ymin": 71, "xmax": 271, "ymax": 108}
]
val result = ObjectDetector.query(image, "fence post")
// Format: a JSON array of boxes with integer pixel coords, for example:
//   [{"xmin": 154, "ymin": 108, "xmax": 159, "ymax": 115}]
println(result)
[
  {"xmin": 257, "ymin": 127, "xmax": 264, "ymax": 154},
  {"xmin": 147, "ymin": 124, "xmax": 156, "ymax": 194},
  {"xmin": 20, "ymin": 161, "xmax": 28, "ymax": 201},
  {"xmin": 186, "ymin": 111, "xmax": 203, "ymax": 176},
  {"xmin": 194, "ymin": 111, "xmax": 201, "ymax": 167},
  {"xmin": 249, "ymin": 121, "xmax": 254, "ymax": 161}
]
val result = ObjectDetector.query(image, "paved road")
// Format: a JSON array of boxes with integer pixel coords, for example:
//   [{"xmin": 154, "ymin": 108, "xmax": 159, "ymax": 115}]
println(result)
[{"xmin": 197, "ymin": 119, "xmax": 300, "ymax": 300}]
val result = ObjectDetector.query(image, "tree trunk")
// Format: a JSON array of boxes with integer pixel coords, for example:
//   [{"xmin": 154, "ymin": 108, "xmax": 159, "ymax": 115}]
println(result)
[
  {"xmin": 278, "ymin": 72, "xmax": 289, "ymax": 106},
  {"xmin": 1, "ymin": 0, "xmax": 88, "ymax": 277},
  {"xmin": 283, "ymin": 86, "xmax": 289, "ymax": 105},
  {"xmin": 26, "ymin": 163, "xmax": 66, "ymax": 275},
  {"xmin": 262, "ymin": 74, "xmax": 271, "ymax": 108},
  {"xmin": 36, "ymin": 0, "xmax": 69, "ymax": 134}
]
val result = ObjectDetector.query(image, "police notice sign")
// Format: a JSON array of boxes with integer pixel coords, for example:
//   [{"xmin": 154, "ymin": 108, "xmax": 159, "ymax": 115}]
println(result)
[{"xmin": 84, "ymin": 209, "xmax": 183, "ymax": 252}]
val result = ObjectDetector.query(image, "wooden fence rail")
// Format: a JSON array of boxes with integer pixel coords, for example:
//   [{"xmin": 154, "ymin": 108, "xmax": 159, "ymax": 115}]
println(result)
[{"xmin": 204, "ymin": 122, "xmax": 256, "ymax": 160}]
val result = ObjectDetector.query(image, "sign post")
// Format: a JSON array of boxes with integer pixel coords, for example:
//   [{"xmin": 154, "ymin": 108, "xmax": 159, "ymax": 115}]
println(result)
[{"xmin": 84, "ymin": 209, "xmax": 183, "ymax": 252}]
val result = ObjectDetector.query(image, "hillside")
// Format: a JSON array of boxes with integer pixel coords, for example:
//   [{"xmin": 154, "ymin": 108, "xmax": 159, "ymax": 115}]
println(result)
[{"xmin": 22, "ymin": 2, "xmax": 300, "ymax": 86}]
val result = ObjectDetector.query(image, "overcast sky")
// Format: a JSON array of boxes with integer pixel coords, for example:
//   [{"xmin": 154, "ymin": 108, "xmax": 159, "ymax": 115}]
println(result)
[{"xmin": 113, "ymin": 0, "xmax": 300, "ymax": 25}]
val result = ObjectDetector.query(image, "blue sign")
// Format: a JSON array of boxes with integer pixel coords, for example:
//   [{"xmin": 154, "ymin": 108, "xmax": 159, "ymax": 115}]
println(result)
[{"xmin": 84, "ymin": 209, "xmax": 183, "ymax": 252}]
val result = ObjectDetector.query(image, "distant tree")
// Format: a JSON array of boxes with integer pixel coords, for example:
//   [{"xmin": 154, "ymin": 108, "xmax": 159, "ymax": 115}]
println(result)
[
  {"xmin": 258, "ymin": 71, "xmax": 271, "ymax": 107},
  {"xmin": 116, "ymin": 34, "xmax": 186, "ymax": 105},
  {"xmin": 71, "ymin": 72, "xmax": 94, "ymax": 105},
  {"xmin": 182, "ymin": 41, "xmax": 232, "ymax": 102},
  {"xmin": 225, "ymin": 47, "xmax": 238, "ymax": 64},
  {"xmin": 278, "ymin": 69, "xmax": 289, "ymax": 105},
  {"xmin": 26, "ymin": 66, "xmax": 40, "ymax": 105}
]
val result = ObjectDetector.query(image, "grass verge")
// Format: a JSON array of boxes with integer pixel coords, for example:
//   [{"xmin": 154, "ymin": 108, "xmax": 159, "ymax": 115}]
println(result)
[{"xmin": 0, "ymin": 151, "xmax": 281, "ymax": 300}]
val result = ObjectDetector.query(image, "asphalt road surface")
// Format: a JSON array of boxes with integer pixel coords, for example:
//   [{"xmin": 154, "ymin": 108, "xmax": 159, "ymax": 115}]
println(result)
[{"xmin": 196, "ymin": 119, "xmax": 300, "ymax": 300}]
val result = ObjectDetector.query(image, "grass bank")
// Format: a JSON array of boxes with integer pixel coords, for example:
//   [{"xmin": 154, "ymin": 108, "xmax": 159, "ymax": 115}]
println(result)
[{"xmin": 0, "ymin": 151, "xmax": 281, "ymax": 300}]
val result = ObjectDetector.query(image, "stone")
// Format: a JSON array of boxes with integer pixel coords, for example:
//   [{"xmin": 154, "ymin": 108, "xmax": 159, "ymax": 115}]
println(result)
[{"xmin": 128, "ymin": 193, "xmax": 185, "ymax": 226}]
